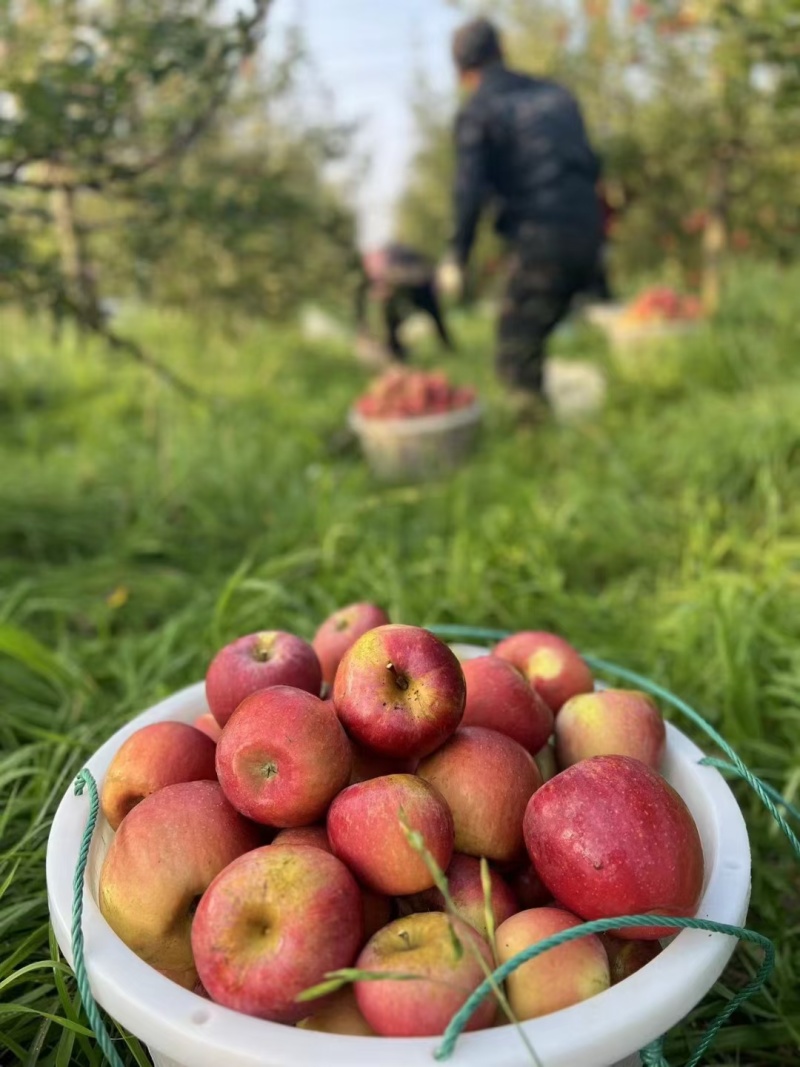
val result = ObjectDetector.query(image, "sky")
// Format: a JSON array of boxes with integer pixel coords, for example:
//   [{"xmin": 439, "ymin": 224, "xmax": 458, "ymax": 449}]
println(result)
[{"xmin": 266, "ymin": 0, "xmax": 464, "ymax": 248}]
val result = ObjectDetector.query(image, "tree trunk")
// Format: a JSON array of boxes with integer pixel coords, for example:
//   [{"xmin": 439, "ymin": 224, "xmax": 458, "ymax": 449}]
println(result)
[{"xmin": 50, "ymin": 184, "xmax": 98, "ymax": 314}]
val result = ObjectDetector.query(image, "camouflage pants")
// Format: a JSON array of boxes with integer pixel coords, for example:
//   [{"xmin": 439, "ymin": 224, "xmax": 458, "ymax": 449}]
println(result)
[{"xmin": 497, "ymin": 225, "xmax": 600, "ymax": 393}]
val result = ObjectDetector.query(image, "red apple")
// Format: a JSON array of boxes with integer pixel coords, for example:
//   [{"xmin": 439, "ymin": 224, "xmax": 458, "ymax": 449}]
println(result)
[
  {"xmin": 327, "ymin": 773, "xmax": 454, "ymax": 895},
  {"xmin": 494, "ymin": 631, "xmax": 594, "ymax": 712},
  {"xmin": 99, "ymin": 781, "xmax": 261, "ymax": 988},
  {"xmin": 496, "ymin": 906, "xmax": 610, "ymax": 1019},
  {"xmin": 418, "ymin": 727, "xmax": 542, "ymax": 864},
  {"xmin": 101, "ymin": 722, "xmax": 217, "ymax": 831},
  {"xmin": 354, "ymin": 913, "xmax": 496, "ymax": 1036},
  {"xmin": 205, "ymin": 630, "xmax": 322, "ymax": 727},
  {"xmin": 312, "ymin": 602, "xmax": 390, "ymax": 686},
  {"xmin": 192, "ymin": 844, "xmax": 363, "ymax": 1023},
  {"xmin": 599, "ymin": 933, "xmax": 662, "ymax": 984},
  {"xmin": 216, "ymin": 686, "xmax": 351, "ymax": 827},
  {"xmin": 193, "ymin": 713, "xmax": 222, "ymax": 743},
  {"xmin": 333, "ymin": 625, "xmax": 466, "ymax": 759},
  {"xmin": 398, "ymin": 853, "xmax": 519, "ymax": 938},
  {"xmin": 461, "ymin": 655, "xmax": 553, "ymax": 754},
  {"xmin": 524, "ymin": 755, "xmax": 704, "ymax": 938},
  {"xmin": 555, "ymin": 688, "xmax": 666, "ymax": 770}
]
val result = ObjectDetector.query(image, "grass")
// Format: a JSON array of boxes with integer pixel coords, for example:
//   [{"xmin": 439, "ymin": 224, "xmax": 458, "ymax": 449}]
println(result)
[{"xmin": 0, "ymin": 258, "xmax": 799, "ymax": 1065}]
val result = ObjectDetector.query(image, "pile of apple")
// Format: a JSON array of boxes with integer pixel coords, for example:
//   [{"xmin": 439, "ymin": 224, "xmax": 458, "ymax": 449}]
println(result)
[
  {"xmin": 622, "ymin": 286, "xmax": 703, "ymax": 324},
  {"xmin": 98, "ymin": 607, "xmax": 705, "ymax": 1040},
  {"xmin": 354, "ymin": 369, "xmax": 478, "ymax": 420}
]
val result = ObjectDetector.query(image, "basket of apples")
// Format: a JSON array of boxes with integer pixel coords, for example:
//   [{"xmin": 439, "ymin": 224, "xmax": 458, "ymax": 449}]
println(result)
[
  {"xmin": 589, "ymin": 287, "xmax": 704, "ymax": 364},
  {"xmin": 349, "ymin": 368, "xmax": 482, "ymax": 480},
  {"xmin": 47, "ymin": 607, "xmax": 751, "ymax": 1067}
]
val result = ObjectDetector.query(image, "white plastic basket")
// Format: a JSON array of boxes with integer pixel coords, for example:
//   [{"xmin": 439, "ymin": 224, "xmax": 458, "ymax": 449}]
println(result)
[
  {"xmin": 47, "ymin": 643, "xmax": 751, "ymax": 1067},
  {"xmin": 348, "ymin": 401, "xmax": 483, "ymax": 481}
]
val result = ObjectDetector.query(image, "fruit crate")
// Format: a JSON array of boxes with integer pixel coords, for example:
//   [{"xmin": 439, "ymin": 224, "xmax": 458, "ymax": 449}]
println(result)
[{"xmin": 47, "ymin": 641, "xmax": 751, "ymax": 1067}]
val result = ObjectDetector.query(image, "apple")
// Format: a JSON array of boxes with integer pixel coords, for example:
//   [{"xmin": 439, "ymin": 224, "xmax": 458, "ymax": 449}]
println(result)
[
  {"xmin": 192, "ymin": 843, "xmax": 363, "ymax": 1023},
  {"xmin": 312, "ymin": 602, "xmax": 390, "ymax": 686},
  {"xmin": 398, "ymin": 853, "xmax": 519, "ymax": 938},
  {"xmin": 101, "ymin": 722, "xmax": 217, "ymax": 831},
  {"xmin": 271, "ymin": 825, "xmax": 331, "ymax": 851},
  {"xmin": 333, "ymin": 625, "xmax": 466, "ymax": 759},
  {"xmin": 193, "ymin": 713, "xmax": 222, "ymax": 743},
  {"xmin": 205, "ymin": 630, "xmax": 322, "ymax": 727},
  {"xmin": 327, "ymin": 773, "xmax": 454, "ymax": 895},
  {"xmin": 98, "ymin": 780, "xmax": 261, "ymax": 988},
  {"xmin": 524, "ymin": 755, "xmax": 704, "ymax": 938},
  {"xmin": 354, "ymin": 912, "xmax": 496, "ymax": 1036},
  {"xmin": 555, "ymin": 688, "xmax": 666, "ymax": 770},
  {"xmin": 496, "ymin": 906, "xmax": 610, "ymax": 1019},
  {"xmin": 493, "ymin": 631, "xmax": 594, "ymax": 712},
  {"xmin": 599, "ymin": 933, "xmax": 662, "ymax": 984},
  {"xmin": 271, "ymin": 824, "xmax": 393, "ymax": 940},
  {"xmin": 509, "ymin": 862, "xmax": 553, "ymax": 909},
  {"xmin": 216, "ymin": 686, "xmax": 351, "ymax": 827},
  {"xmin": 461, "ymin": 655, "xmax": 553, "ymax": 754},
  {"xmin": 298, "ymin": 987, "xmax": 375, "ymax": 1035},
  {"xmin": 349, "ymin": 739, "xmax": 418, "ymax": 785},
  {"xmin": 417, "ymin": 727, "xmax": 542, "ymax": 864}
]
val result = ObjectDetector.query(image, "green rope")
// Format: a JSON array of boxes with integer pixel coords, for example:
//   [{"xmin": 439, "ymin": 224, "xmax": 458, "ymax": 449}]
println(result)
[
  {"xmin": 72, "ymin": 770, "xmax": 126, "ymax": 1067},
  {"xmin": 433, "ymin": 915, "xmax": 775, "ymax": 1064},
  {"xmin": 698, "ymin": 757, "xmax": 800, "ymax": 822}
]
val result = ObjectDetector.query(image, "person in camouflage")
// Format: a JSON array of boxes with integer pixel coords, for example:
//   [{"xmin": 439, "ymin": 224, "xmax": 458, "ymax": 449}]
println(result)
[
  {"xmin": 445, "ymin": 17, "xmax": 603, "ymax": 408},
  {"xmin": 355, "ymin": 242, "xmax": 454, "ymax": 363}
]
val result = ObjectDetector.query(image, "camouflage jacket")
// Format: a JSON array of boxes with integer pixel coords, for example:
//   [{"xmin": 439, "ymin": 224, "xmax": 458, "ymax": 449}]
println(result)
[{"xmin": 452, "ymin": 65, "xmax": 602, "ymax": 266}]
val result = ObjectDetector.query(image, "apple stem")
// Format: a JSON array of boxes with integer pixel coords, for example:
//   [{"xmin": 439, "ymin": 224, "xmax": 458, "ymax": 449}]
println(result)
[{"xmin": 386, "ymin": 662, "xmax": 409, "ymax": 691}]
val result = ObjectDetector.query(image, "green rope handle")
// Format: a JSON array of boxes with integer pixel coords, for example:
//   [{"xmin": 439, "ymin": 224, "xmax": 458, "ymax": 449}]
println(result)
[
  {"xmin": 432, "ymin": 914, "xmax": 775, "ymax": 1064},
  {"xmin": 72, "ymin": 770, "xmax": 126, "ymax": 1067}
]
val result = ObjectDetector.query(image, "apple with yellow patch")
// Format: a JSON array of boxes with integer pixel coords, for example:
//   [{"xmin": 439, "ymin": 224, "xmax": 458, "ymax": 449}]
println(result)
[
  {"xmin": 496, "ymin": 906, "xmax": 610, "ymax": 1018},
  {"xmin": 555, "ymin": 688, "xmax": 666, "ymax": 770},
  {"xmin": 298, "ymin": 987, "xmax": 375, "ymax": 1035},
  {"xmin": 312, "ymin": 601, "xmax": 390, "ymax": 687},
  {"xmin": 494, "ymin": 631, "xmax": 594, "ymax": 713},
  {"xmin": 98, "ymin": 780, "xmax": 261, "ymax": 988},
  {"xmin": 191, "ymin": 844, "xmax": 363, "ymax": 1022},
  {"xmin": 354, "ymin": 912, "xmax": 497, "ymax": 1036},
  {"xmin": 101, "ymin": 721, "xmax": 217, "ymax": 830},
  {"xmin": 333, "ymin": 624, "xmax": 466, "ymax": 759}
]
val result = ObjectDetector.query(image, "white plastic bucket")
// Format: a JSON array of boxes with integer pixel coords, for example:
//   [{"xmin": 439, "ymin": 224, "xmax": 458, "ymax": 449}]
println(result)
[
  {"xmin": 47, "ymin": 643, "xmax": 751, "ymax": 1067},
  {"xmin": 348, "ymin": 401, "xmax": 483, "ymax": 480}
]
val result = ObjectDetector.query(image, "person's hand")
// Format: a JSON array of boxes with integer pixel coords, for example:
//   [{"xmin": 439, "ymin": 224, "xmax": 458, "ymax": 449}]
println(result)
[{"xmin": 437, "ymin": 257, "xmax": 464, "ymax": 301}]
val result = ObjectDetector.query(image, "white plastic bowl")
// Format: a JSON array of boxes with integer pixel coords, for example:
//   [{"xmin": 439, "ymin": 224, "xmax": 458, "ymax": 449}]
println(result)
[
  {"xmin": 47, "ymin": 644, "xmax": 751, "ymax": 1067},
  {"xmin": 348, "ymin": 400, "xmax": 483, "ymax": 480}
]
